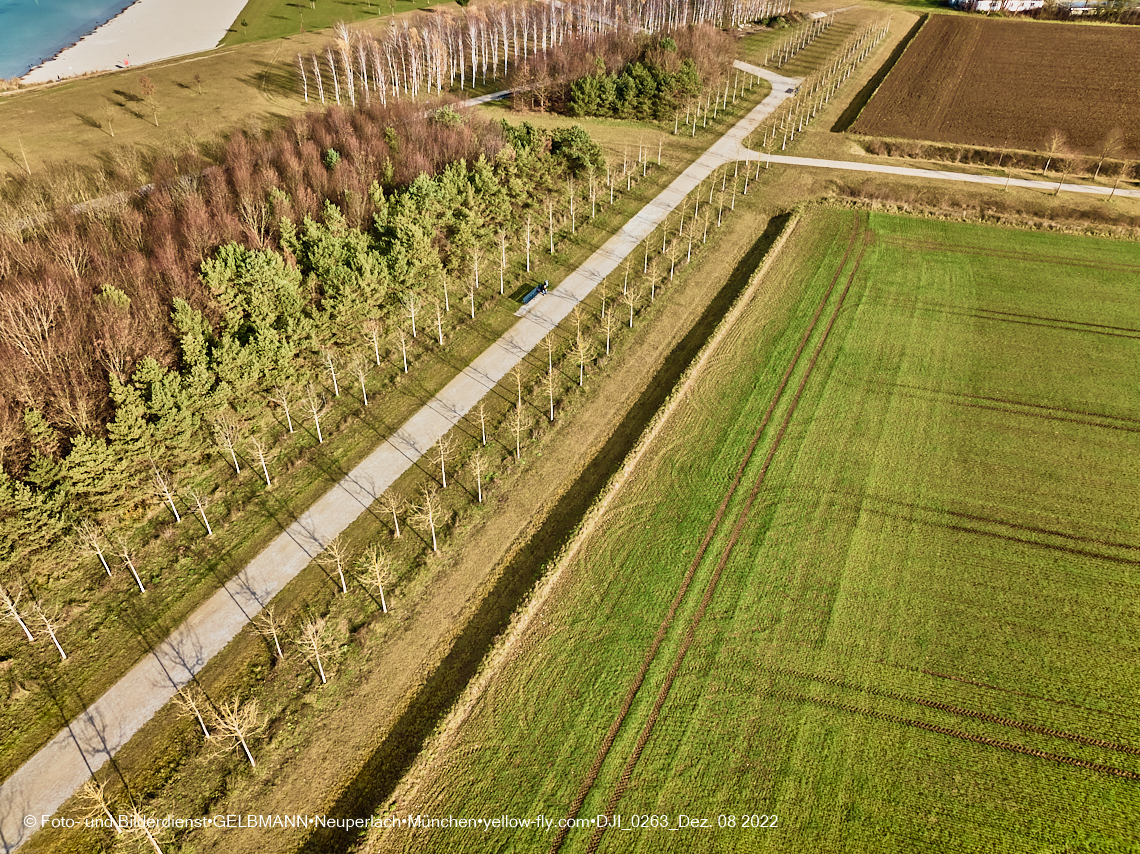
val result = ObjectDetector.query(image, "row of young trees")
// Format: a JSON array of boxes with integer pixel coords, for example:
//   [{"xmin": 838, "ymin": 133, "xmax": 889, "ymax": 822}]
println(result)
[
  {"xmin": 763, "ymin": 10, "xmax": 834, "ymax": 67},
  {"xmin": 754, "ymin": 19, "xmax": 892, "ymax": 153},
  {"xmin": 293, "ymin": 0, "xmax": 791, "ymax": 110}
]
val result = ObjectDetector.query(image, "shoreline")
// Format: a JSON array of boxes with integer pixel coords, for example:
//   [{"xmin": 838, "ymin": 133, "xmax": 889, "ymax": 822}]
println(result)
[
  {"xmin": 2, "ymin": 0, "xmax": 136, "ymax": 81},
  {"xmin": 21, "ymin": 0, "xmax": 250, "ymax": 84}
]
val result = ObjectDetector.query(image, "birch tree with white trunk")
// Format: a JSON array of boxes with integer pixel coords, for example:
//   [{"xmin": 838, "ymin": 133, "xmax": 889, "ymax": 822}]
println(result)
[
  {"xmin": 357, "ymin": 544, "xmax": 392, "ymax": 613},
  {"xmin": 377, "ymin": 489, "xmax": 405, "ymax": 538},
  {"xmin": 1, "ymin": 581, "xmax": 34, "ymax": 642},
  {"xmin": 76, "ymin": 519, "xmax": 112, "ymax": 575},
  {"xmin": 299, "ymin": 615, "xmax": 333, "ymax": 684},
  {"xmin": 253, "ymin": 604, "xmax": 286, "ymax": 660},
  {"xmin": 209, "ymin": 695, "xmax": 264, "ymax": 767},
  {"xmin": 152, "ymin": 466, "xmax": 181, "ymax": 522}
]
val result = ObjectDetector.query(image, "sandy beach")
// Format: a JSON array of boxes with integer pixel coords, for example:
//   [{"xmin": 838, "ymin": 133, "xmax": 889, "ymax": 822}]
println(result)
[{"xmin": 21, "ymin": 0, "xmax": 250, "ymax": 83}]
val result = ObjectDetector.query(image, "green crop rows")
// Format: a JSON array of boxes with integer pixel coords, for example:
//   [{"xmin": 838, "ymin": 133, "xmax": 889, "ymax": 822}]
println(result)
[{"xmin": 363, "ymin": 208, "xmax": 1140, "ymax": 854}]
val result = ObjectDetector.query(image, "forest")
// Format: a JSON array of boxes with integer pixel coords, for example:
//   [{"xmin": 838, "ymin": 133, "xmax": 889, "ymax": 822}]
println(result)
[{"xmin": 0, "ymin": 97, "xmax": 609, "ymax": 561}]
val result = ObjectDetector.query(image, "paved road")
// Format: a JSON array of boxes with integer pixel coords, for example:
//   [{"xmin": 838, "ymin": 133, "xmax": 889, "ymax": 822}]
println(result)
[{"xmin": 0, "ymin": 65, "xmax": 800, "ymax": 853}]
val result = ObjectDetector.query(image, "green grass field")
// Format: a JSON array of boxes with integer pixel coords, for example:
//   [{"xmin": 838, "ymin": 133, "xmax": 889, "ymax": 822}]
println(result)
[{"xmin": 365, "ymin": 208, "xmax": 1140, "ymax": 853}]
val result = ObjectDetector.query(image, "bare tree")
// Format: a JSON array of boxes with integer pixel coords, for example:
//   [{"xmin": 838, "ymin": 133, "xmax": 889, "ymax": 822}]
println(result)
[
  {"xmin": 174, "ymin": 684, "xmax": 211, "ymax": 737},
  {"xmin": 349, "ymin": 352, "xmax": 370, "ymax": 405},
  {"xmin": 433, "ymin": 433, "xmax": 457, "ymax": 488},
  {"xmin": 100, "ymin": 101, "xmax": 116, "ymax": 138},
  {"xmin": 115, "ymin": 535, "xmax": 146, "ymax": 593},
  {"xmin": 303, "ymin": 384, "xmax": 327, "ymax": 443},
  {"xmin": 79, "ymin": 778, "xmax": 122, "ymax": 834},
  {"xmin": 544, "ymin": 368, "xmax": 556, "ymax": 422},
  {"xmin": 1, "ymin": 581, "xmax": 34, "ymax": 642},
  {"xmin": 187, "ymin": 486, "xmax": 214, "ymax": 537},
  {"xmin": 139, "ymin": 75, "xmax": 160, "ymax": 127},
  {"xmin": 270, "ymin": 385, "xmax": 296, "ymax": 433},
  {"xmin": 1095, "ymin": 129, "xmax": 1124, "ymax": 180},
  {"xmin": 1043, "ymin": 129, "xmax": 1067, "ymax": 175},
  {"xmin": 623, "ymin": 286, "xmax": 640, "ymax": 328},
  {"xmin": 570, "ymin": 334, "xmax": 594, "ymax": 387},
  {"xmin": 434, "ymin": 299, "xmax": 445, "ymax": 345},
  {"xmin": 544, "ymin": 333, "xmax": 556, "ymax": 375},
  {"xmin": 411, "ymin": 486, "xmax": 443, "ymax": 552},
  {"xmin": 469, "ymin": 447, "xmax": 488, "ymax": 503},
  {"xmin": 466, "ymin": 276, "xmax": 477, "ymax": 319},
  {"xmin": 404, "ymin": 292, "xmax": 420, "ymax": 338},
  {"xmin": 510, "ymin": 402, "xmax": 527, "ymax": 461},
  {"xmin": 250, "ymin": 435, "xmax": 272, "ymax": 487},
  {"xmin": 475, "ymin": 401, "xmax": 489, "ymax": 446},
  {"xmin": 364, "ymin": 317, "xmax": 383, "ymax": 365},
  {"xmin": 212, "ymin": 413, "xmax": 243, "ymax": 473},
  {"xmin": 76, "ymin": 519, "xmax": 112, "ymax": 575},
  {"xmin": 209, "ymin": 695, "xmax": 264, "ymax": 767},
  {"xmin": 152, "ymin": 466, "xmax": 181, "ymax": 522},
  {"xmin": 298, "ymin": 615, "xmax": 333, "ymax": 684},
  {"xmin": 357, "ymin": 544, "xmax": 392, "ymax": 613},
  {"xmin": 123, "ymin": 804, "xmax": 165, "ymax": 854},
  {"xmin": 32, "ymin": 602, "xmax": 66, "ymax": 660},
  {"xmin": 322, "ymin": 349, "xmax": 340, "ymax": 397},
  {"xmin": 320, "ymin": 535, "xmax": 351, "ymax": 594},
  {"xmin": 602, "ymin": 308, "xmax": 618, "ymax": 355},
  {"xmin": 377, "ymin": 489, "xmax": 405, "ymax": 538},
  {"xmin": 253, "ymin": 604, "xmax": 286, "ymax": 660}
]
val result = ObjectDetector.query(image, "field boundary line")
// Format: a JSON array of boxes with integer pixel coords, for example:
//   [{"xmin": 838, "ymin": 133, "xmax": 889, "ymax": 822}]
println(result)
[
  {"xmin": 781, "ymin": 692, "xmax": 1140, "ymax": 782},
  {"xmin": 766, "ymin": 665, "xmax": 1140, "ymax": 757},
  {"xmin": 584, "ymin": 223, "xmax": 872, "ymax": 854},
  {"xmin": 375, "ymin": 213, "xmax": 805, "ymax": 850}
]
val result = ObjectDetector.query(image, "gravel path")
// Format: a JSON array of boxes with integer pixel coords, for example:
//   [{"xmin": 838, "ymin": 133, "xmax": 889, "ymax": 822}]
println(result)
[
  {"xmin": 751, "ymin": 151, "xmax": 1140, "ymax": 200},
  {"xmin": 0, "ymin": 65, "xmax": 799, "ymax": 852}
]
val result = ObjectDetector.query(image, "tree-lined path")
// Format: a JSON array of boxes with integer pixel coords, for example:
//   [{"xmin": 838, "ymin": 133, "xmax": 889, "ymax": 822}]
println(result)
[{"xmin": 0, "ymin": 63, "xmax": 801, "ymax": 853}]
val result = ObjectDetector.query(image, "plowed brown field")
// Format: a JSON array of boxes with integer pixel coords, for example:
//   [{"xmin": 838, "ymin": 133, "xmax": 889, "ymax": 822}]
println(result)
[{"xmin": 853, "ymin": 16, "xmax": 1140, "ymax": 156}]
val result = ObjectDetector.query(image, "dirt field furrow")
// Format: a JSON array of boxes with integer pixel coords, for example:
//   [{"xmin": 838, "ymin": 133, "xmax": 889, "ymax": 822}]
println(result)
[{"xmin": 852, "ymin": 16, "xmax": 1140, "ymax": 155}]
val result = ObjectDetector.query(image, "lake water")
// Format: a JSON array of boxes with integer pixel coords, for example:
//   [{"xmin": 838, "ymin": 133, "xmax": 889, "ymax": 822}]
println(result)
[{"xmin": 0, "ymin": 0, "xmax": 135, "ymax": 79}]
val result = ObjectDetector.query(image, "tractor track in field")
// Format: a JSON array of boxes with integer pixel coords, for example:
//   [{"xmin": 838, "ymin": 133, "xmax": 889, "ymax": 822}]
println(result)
[
  {"xmin": 882, "ymin": 236, "xmax": 1140, "ymax": 277},
  {"xmin": 873, "ymin": 379, "xmax": 1140, "ymax": 432},
  {"xmin": 859, "ymin": 492, "xmax": 1140, "ymax": 558},
  {"xmin": 885, "ymin": 384, "xmax": 1140, "ymax": 435},
  {"xmin": 765, "ymin": 665, "xmax": 1140, "ymax": 757},
  {"xmin": 581, "ymin": 225, "xmax": 872, "ymax": 854},
  {"xmin": 546, "ymin": 216, "xmax": 866, "ymax": 854},
  {"xmin": 952, "ymin": 311, "xmax": 1140, "ymax": 341},
  {"xmin": 887, "ymin": 662, "xmax": 1140, "ymax": 722},
  {"xmin": 780, "ymin": 692, "xmax": 1140, "ymax": 781},
  {"xmin": 870, "ymin": 293, "xmax": 1140, "ymax": 341},
  {"xmin": 854, "ymin": 503, "xmax": 1140, "ymax": 570},
  {"xmin": 868, "ymin": 293, "xmax": 1140, "ymax": 338}
]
